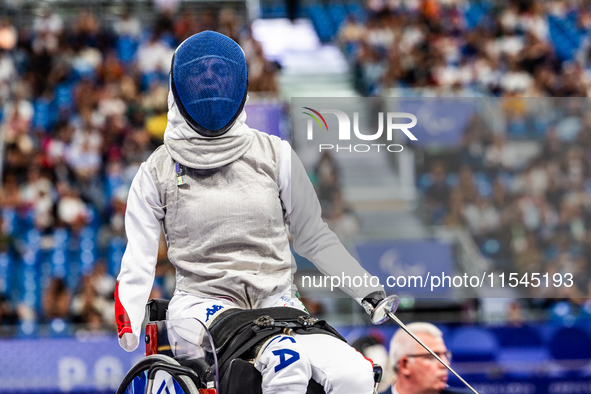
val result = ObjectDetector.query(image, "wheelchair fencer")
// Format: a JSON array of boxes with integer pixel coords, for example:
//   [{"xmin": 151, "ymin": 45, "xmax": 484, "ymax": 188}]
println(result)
[{"xmin": 116, "ymin": 299, "xmax": 383, "ymax": 394}]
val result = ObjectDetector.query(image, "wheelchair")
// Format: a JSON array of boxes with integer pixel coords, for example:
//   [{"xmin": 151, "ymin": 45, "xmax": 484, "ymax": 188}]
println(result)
[{"xmin": 116, "ymin": 299, "xmax": 383, "ymax": 394}]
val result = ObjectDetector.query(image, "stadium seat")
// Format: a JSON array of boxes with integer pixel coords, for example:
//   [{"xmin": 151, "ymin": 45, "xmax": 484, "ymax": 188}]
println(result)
[
  {"xmin": 17, "ymin": 321, "xmax": 38, "ymax": 337},
  {"xmin": 116, "ymin": 36, "xmax": 139, "ymax": 65},
  {"xmin": 48, "ymin": 318, "xmax": 71, "ymax": 337},
  {"xmin": 497, "ymin": 348, "xmax": 550, "ymax": 378},
  {"xmin": 54, "ymin": 83, "xmax": 74, "ymax": 114},
  {"xmin": 305, "ymin": 5, "xmax": 335, "ymax": 43},
  {"xmin": 491, "ymin": 325, "xmax": 543, "ymax": 348},
  {"xmin": 346, "ymin": 3, "xmax": 366, "ymax": 23},
  {"xmin": 418, "ymin": 173, "xmax": 432, "ymax": 193},
  {"xmin": 550, "ymin": 326, "xmax": 591, "ymax": 369},
  {"xmin": 261, "ymin": 4, "xmax": 287, "ymax": 19},
  {"xmin": 32, "ymin": 97, "xmax": 55, "ymax": 132},
  {"xmin": 447, "ymin": 327, "xmax": 499, "ymax": 362},
  {"xmin": 0, "ymin": 252, "xmax": 12, "ymax": 296},
  {"xmin": 51, "ymin": 228, "xmax": 69, "ymax": 279},
  {"xmin": 107, "ymin": 236, "xmax": 126, "ymax": 277}
]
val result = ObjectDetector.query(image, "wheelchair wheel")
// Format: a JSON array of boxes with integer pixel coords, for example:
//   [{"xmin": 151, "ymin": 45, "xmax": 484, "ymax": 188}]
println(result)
[{"xmin": 116, "ymin": 354, "xmax": 200, "ymax": 394}]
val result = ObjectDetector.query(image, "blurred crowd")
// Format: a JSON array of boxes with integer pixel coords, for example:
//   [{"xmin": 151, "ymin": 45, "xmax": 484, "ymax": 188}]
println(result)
[
  {"xmin": 420, "ymin": 98, "xmax": 591, "ymax": 309},
  {"xmin": 0, "ymin": 5, "xmax": 280, "ymax": 333},
  {"xmin": 313, "ymin": 152, "xmax": 361, "ymax": 247},
  {"xmin": 339, "ymin": 0, "xmax": 591, "ymax": 96},
  {"xmin": 4, "ymin": 0, "xmax": 591, "ymax": 333}
]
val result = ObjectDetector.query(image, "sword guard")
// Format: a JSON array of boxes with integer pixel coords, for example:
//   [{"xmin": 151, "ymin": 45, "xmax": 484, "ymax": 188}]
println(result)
[{"xmin": 363, "ymin": 295, "xmax": 399, "ymax": 325}]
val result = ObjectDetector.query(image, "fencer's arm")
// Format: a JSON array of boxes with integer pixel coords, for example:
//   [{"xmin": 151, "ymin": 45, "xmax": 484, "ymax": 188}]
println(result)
[
  {"xmin": 278, "ymin": 141, "xmax": 384, "ymax": 304},
  {"xmin": 115, "ymin": 163, "xmax": 164, "ymax": 352}
]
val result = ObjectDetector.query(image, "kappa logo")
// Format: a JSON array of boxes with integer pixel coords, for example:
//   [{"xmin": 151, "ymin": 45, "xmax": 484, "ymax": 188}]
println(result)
[{"xmin": 205, "ymin": 304, "xmax": 224, "ymax": 322}]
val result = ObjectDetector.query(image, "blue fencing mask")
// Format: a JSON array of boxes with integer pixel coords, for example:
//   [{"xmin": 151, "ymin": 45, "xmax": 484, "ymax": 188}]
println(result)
[{"xmin": 170, "ymin": 31, "xmax": 248, "ymax": 137}]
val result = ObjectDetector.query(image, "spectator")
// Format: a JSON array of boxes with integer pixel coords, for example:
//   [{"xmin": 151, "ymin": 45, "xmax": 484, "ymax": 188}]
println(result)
[
  {"xmin": 345, "ymin": 1, "xmax": 591, "ymax": 96},
  {"xmin": 31, "ymin": 7, "xmax": 63, "ymax": 55},
  {"xmin": 20, "ymin": 166, "xmax": 54, "ymax": 230},
  {"xmin": 71, "ymin": 274, "xmax": 111, "ymax": 328},
  {"xmin": 0, "ymin": 295, "xmax": 18, "ymax": 325},
  {"xmin": 352, "ymin": 332, "xmax": 392, "ymax": 393},
  {"xmin": 0, "ymin": 18, "xmax": 17, "ymax": 51},
  {"xmin": 42, "ymin": 277, "xmax": 71, "ymax": 321},
  {"xmin": 314, "ymin": 151, "xmax": 341, "ymax": 217},
  {"xmin": 135, "ymin": 34, "xmax": 173, "ymax": 75},
  {"xmin": 56, "ymin": 183, "xmax": 89, "ymax": 230},
  {"xmin": 387, "ymin": 322, "xmax": 461, "ymax": 394},
  {"xmin": 113, "ymin": 9, "xmax": 142, "ymax": 39},
  {"xmin": 426, "ymin": 162, "xmax": 450, "ymax": 223}
]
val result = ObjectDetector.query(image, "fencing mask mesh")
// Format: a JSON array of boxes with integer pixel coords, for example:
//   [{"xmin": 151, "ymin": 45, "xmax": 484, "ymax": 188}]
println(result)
[{"xmin": 171, "ymin": 31, "xmax": 248, "ymax": 137}]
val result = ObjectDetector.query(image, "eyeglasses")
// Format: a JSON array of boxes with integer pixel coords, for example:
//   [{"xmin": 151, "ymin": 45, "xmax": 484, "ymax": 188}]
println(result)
[{"xmin": 407, "ymin": 350, "xmax": 452, "ymax": 362}]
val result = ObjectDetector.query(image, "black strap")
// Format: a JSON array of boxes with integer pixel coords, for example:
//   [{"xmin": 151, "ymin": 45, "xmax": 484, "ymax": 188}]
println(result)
[
  {"xmin": 218, "ymin": 325, "xmax": 281, "ymax": 375},
  {"xmin": 211, "ymin": 308, "xmax": 347, "ymax": 378}
]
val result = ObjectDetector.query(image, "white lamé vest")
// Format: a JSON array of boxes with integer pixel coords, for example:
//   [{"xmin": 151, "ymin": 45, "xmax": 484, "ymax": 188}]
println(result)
[{"xmin": 148, "ymin": 130, "xmax": 293, "ymax": 309}]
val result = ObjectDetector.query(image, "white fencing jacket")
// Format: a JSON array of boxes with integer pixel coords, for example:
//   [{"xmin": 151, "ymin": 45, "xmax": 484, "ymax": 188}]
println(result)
[{"xmin": 115, "ymin": 92, "xmax": 383, "ymax": 351}]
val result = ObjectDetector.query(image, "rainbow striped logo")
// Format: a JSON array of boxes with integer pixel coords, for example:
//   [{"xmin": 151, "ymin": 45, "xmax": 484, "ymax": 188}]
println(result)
[{"xmin": 302, "ymin": 107, "xmax": 328, "ymax": 131}]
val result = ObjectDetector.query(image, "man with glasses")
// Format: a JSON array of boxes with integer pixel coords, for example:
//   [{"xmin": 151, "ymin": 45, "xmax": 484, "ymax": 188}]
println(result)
[{"xmin": 386, "ymin": 322, "xmax": 464, "ymax": 394}]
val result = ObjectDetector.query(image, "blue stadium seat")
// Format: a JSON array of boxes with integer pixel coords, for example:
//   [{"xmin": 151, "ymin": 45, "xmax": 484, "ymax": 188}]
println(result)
[
  {"xmin": 346, "ymin": 3, "xmax": 366, "ymax": 23},
  {"xmin": 54, "ymin": 82, "xmax": 74, "ymax": 113},
  {"xmin": 17, "ymin": 321, "xmax": 38, "ymax": 337},
  {"xmin": 446, "ymin": 173, "xmax": 460, "ymax": 188},
  {"xmin": 36, "ymin": 250, "xmax": 52, "ymax": 313},
  {"xmin": 305, "ymin": 5, "xmax": 335, "ymax": 43},
  {"xmin": 507, "ymin": 117, "xmax": 527, "ymax": 137},
  {"xmin": 32, "ymin": 97, "xmax": 55, "ymax": 132},
  {"xmin": 0, "ymin": 252, "xmax": 12, "ymax": 296},
  {"xmin": 108, "ymin": 236, "xmax": 127, "ymax": 277},
  {"xmin": 160, "ymin": 32, "xmax": 177, "ymax": 49},
  {"xmin": 328, "ymin": 4, "xmax": 348, "ymax": 34},
  {"xmin": 418, "ymin": 173, "xmax": 432, "ymax": 193},
  {"xmin": 86, "ymin": 206, "xmax": 102, "ymax": 230},
  {"xmin": 548, "ymin": 15, "xmax": 582, "ymax": 62},
  {"xmin": 14, "ymin": 209, "xmax": 34, "ymax": 238},
  {"xmin": 141, "ymin": 71, "xmax": 168, "ymax": 91},
  {"xmin": 447, "ymin": 327, "xmax": 499, "ymax": 362},
  {"xmin": 105, "ymin": 175, "xmax": 126, "ymax": 203},
  {"xmin": 116, "ymin": 36, "xmax": 139, "ymax": 65},
  {"xmin": 464, "ymin": 3, "xmax": 490, "ymax": 29},
  {"xmin": 474, "ymin": 172, "xmax": 492, "ymax": 197},
  {"xmin": 261, "ymin": 4, "xmax": 287, "ymax": 19},
  {"xmin": 51, "ymin": 228, "xmax": 69, "ymax": 279},
  {"xmin": 66, "ymin": 248, "xmax": 82, "ymax": 291},
  {"xmin": 497, "ymin": 348, "xmax": 550, "ymax": 377},
  {"xmin": 79, "ymin": 227, "xmax": 97, "ymax": 275},
  {"xmin": 496, "ymin": 172, "xmax": 513, "ymax": 190},
  {"xmin": 550, "ymin": 326, "xmax": 591, "ymax": 371},
  {"xmin": 2, "ymin": 208, "xmax": 16, "ymax": 235},
  {"xmin": 579, "ymin": 302, "xmax": 591, "ymax": 320},
  {"xmin": 491, "ymin": 325, "xmax": 543, "ymax": 348},
  {"xmin": 550, "ymin": 301, "xmax": 577, "ymax": 325},
  {"xmin": 49, "ymin": 318, "xmax": 72, "ymax": 337},
  {"xmin": 20, "ymin": 232, "xmax": 40, "ymax": 313}
]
